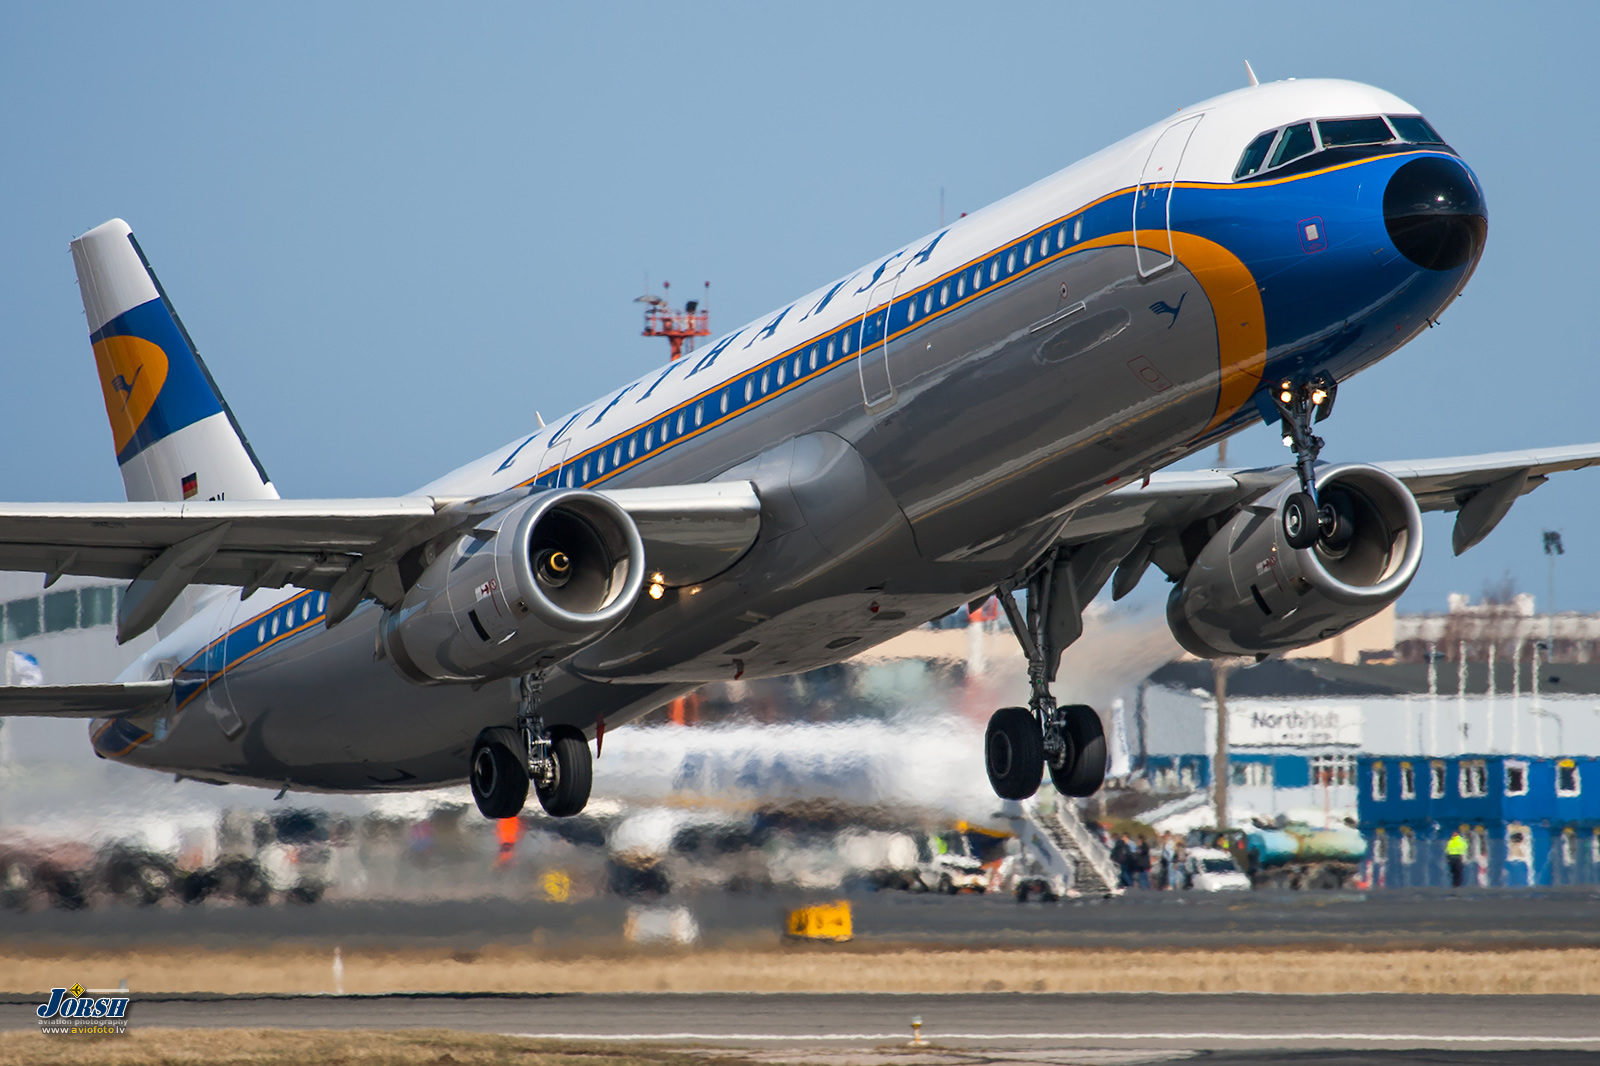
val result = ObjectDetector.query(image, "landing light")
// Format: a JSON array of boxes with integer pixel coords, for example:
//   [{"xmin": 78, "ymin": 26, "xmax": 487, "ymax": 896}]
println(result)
[{"xmin": 648, "ymin": 582, "xmax": 664, "ymax": 600}]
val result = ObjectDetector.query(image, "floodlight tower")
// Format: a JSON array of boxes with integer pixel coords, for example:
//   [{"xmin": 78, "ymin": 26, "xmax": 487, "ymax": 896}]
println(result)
[{"xmin": 638, "ymin": 280, "xmax": 711, "ymax": 360}]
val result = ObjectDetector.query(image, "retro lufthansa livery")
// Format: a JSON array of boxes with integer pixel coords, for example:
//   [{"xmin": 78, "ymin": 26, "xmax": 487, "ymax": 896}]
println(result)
[{"xmin": 4, "ymin": 77, "xmax": 1598, "ymax": 816}]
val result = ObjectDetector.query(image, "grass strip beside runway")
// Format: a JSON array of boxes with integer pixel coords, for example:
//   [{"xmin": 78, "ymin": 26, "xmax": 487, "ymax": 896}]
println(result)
[
  {"xmin": 0, "ymin": 1031, "xmax": 733, "ymax": 1066},
  {"xmin": 3, "ymin": 947, "xmax": 1600, "ymax": 996}
]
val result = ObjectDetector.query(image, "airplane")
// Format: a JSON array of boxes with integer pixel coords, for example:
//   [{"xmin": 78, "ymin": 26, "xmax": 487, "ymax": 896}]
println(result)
[{"xmin": 3, "ymin": 75, "xmax": 1597, "ymax": 821}]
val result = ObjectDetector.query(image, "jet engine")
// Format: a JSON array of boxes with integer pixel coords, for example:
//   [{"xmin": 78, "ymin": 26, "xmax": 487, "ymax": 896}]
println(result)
[
  {"xmin": 381, "ymin": 489, "xmax": 646, "ymax": 684},
  {"xmin": 1166, "ymin": 464, "xmax": 1423, "ymax": 659}
]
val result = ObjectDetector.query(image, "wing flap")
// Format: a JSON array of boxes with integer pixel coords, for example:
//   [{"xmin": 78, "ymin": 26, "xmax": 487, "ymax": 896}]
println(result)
[{"xmin": 0, "ymin": 680, "xmax": 172, "ymax": 718}]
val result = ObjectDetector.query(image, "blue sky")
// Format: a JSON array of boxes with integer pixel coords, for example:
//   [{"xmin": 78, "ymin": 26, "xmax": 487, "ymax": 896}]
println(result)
[{"xmin": 3, "ymin": 2, "xmax": 1597, "ymax": 612}]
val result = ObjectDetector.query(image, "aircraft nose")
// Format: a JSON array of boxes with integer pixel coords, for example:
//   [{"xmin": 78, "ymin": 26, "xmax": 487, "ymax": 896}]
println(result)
[{"xmin": 1383, "ymin": 156, "xmax": 1487, "ymax": 271}]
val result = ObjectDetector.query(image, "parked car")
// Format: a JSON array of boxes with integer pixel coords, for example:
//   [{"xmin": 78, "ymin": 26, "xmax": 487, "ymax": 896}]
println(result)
[{"xmin": 1183, "ymin": 847, "xmax": 1251, "ymax": 892}]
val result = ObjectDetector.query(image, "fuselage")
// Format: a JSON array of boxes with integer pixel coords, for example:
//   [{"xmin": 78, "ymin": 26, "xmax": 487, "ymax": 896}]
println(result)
[{"xmin": 96, "ymin": 78, "xmax": 1486, "ymax": 792}]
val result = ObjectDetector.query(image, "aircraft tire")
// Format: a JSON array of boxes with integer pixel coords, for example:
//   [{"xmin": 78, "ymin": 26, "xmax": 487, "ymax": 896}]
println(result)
[
  {"xmin": 1049, "ymin": 704, "xmax": 1107, "ymax": 797},
  {"xmin": 985, "ymin": 706, "xmax": 1044, "ymax": 800},
  {"xmin": 1283, "ymin": 492, "xmax": 1319, "ymax": 549},
  {"xmin": 471, "ymin": 731, "xmax": 529, "ymax": 820},
  {"xmin": 535, "ymin": 725, "xmax": 593, "ymax": 818}
]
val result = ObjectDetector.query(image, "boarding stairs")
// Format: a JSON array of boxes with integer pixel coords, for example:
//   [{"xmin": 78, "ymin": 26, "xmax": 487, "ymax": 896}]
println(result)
[{"xmin": 1010, "ymin": 789, "xmax": 1122, "ymax": 896}]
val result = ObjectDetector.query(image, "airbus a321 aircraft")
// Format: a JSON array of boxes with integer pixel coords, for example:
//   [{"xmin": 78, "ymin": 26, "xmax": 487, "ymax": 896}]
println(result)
[{"xmin": 4, "ymin": 76, "xmax": 1597, "ymax": 820}]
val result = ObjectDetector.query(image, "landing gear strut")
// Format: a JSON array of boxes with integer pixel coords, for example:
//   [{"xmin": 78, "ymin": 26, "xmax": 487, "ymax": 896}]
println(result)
[
  {"xmin": 985, "ymin": 550, "xmax": 1107, "ymax": 801},
  {"xmin": 469, "ymin": 672, "xmax": 593, "ymax": 820},
  {"xmin": 1270, "ymin": 372, "xmax": 1340, "ymax": 550}
]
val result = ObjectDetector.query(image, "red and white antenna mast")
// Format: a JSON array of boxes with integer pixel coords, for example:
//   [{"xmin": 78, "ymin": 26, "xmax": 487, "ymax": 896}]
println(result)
[{"xmin": 637, "ymin": 280, "xmax": 710, "ymax": 360}]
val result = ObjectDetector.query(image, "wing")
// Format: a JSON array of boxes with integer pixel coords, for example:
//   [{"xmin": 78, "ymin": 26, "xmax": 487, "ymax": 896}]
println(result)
[
  {"xmin": 0, "ymin": 680, "xmax": 172, "ymax": 718},
  {"xmin": 0, "ymin": 483, "xmax": 761, "ymax": 642},
  {"xmin": 1055, "ymin": 443, "xmax": 1600, "ymax": 605}
]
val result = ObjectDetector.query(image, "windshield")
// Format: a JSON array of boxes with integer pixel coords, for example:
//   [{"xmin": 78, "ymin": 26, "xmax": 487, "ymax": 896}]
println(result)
[
  {"xmin": 1200, "ymin": 858, "xmax": 1238, "ymax": 874},
  {"xmin": 1234, "ymin": 113, "xmax": 1451, "ymax": 182},
  {"xmin": 1390, "ymin": 114, "xmax": 1444, "ymax": 144},
  {"xmin": 1317, "ymin": 116, "xmax": 1393, "ymax": 147}
]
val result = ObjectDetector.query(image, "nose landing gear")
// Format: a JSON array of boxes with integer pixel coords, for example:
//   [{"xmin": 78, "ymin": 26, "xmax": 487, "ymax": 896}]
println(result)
[
  {"xmin": 984, "ymin": 550, "xmax": 1108, "ymax": 801},
  {"xmin": 469, "ymin": 671, "xmax": 593, "ymax": 820},
  {"xmin": 1271, "ymin": 372, "xmax": 1341, "ymax": 551}
]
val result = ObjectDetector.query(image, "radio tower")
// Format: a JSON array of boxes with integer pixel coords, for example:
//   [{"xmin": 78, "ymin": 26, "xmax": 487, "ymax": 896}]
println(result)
[{"xmin": 637, "ymin": 280, "xmax": 710, "ymax": 360}]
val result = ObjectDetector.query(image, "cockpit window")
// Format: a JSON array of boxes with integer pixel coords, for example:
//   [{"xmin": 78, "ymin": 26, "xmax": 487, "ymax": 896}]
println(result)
[
  {"xmin": 1234, "ymin": 112, "xmax": 1453, "ymax": 182},
  {"xmin": 1268, "ymin": 122, "xmax": 1315, "ymax": 169},
  {"xmin": 1233, "ymin": 130, "xmax": 1277, "ymax": 180},
  {"xmin": 1317, "ymin": 116, "xmax": 1394, "ymax": 147},
  {"xmin": 1389, "ymin": 114, "xmax": 1444, "ymax": 144}
]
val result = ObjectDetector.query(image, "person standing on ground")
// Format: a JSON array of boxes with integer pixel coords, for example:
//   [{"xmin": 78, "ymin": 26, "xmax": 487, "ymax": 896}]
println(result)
[{"xmin": 1445, "ymin": 828, "xmax": 1468, "ymax": 887}]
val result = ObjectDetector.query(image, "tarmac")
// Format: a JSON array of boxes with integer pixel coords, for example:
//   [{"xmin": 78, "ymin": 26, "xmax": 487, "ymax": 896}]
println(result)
[
  {"xmin": 4, "ymin": 886, "xmax": 1600, "ymax": 951},
  {"xmin": 2, "ymin": 991, "xmax": 1598, "ymax": 1061}
]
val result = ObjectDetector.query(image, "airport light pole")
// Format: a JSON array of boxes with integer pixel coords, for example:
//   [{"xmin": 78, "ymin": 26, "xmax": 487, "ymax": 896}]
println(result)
[{"xmin": 1213, "ymin": 659, "xmax": 1232, "ymax": 832}]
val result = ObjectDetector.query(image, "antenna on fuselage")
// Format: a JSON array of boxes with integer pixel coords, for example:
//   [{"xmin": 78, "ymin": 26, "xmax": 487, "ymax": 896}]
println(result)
[{"xmin": 1244, "ymin": 60, "xmax": 1259, "ymax": 87}]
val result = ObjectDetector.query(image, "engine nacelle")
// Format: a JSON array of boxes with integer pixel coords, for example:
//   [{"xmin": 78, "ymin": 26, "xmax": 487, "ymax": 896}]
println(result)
[
  {"xmin": 381, "ymin": 489, "xmax": 646, "ymax": 684},
  {"xmin": 1166, "ymin": 464, "xmax": 1423, "ymax": 659}
]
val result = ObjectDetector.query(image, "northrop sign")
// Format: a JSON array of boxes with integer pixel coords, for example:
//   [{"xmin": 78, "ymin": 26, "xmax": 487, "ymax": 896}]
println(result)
[{"xmin": 1229, "ymin": 702, "xmax": 1363, "ymax": 748}]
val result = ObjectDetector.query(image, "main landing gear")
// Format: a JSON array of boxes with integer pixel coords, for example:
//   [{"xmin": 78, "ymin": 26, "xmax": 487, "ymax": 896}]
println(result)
[
  {"xmin": 984, "ymin": 552, "xmax": 1107, "ymax": 801},
  {"xmin": 1270, "ymin": 372, "xmax": 1351, "ymax": 552},
  {"xmin": 470, "ymin": 672, "xmax": 593, "ymax": 820}
]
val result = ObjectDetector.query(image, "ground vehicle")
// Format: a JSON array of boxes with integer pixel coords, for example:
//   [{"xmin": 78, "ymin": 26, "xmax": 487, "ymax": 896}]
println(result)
[
  {"xmin": 1182, "ymin": 847, "xmax": 1251, "ymax": 892},
  {"xmin": 913, "ymin": 831, "xmax": 987, "ymax": 894},
  {"xmin": 1232, "ymin": 823, "xmax": 1366, "ymax": 890}
]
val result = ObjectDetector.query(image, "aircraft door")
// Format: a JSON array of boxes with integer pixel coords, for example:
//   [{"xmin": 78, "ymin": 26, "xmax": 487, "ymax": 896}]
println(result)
[
  {"xmin": 858, "ymin": 276, "xmax": 901, "ymax": 409},
  {"xmin": 1133, "ymin": 114, "xmax": 1203, "ymax": 277}
]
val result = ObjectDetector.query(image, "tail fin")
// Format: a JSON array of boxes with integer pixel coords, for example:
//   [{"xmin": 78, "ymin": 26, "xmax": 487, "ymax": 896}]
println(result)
[{"xmin": 70, "ymin": 219, "xmax": 277, "ymax": 503}]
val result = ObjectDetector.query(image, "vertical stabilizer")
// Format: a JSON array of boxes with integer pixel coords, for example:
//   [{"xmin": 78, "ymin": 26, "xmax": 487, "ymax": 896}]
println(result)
[{"xmin": 70, "ymin": 219, "xmax": 277, "ymax": 503}]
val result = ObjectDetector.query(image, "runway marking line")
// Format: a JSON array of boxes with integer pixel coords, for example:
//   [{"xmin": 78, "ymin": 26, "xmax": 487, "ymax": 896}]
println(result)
[{"xmin": 518, "ymin": 1032, "xmax": 1600, "ymax": 1045}]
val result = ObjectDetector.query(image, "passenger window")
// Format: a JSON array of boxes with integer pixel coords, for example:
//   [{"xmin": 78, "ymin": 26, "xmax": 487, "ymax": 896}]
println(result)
[
  {"xmin": 777, "ymin": 364, "xmax": 786, "ymax": 386},
  {"xmin": 939, "ymin": 284, "xmax": 949, "ymax": 306},
  {"xmin": 1234, "ymin": 129, "xmax": 1278, "ymax": 179},
  {"xmin": 694, "ymin": 403, "xmax": 703, "ymax": 427},
  {"xmin": 627, "ymin": 438, "xmax": 636, "ymax": 459},
  {"xmin": 660, "ymin": 418, "xmax": 670, "ymax": 440},
  {"xmin": 761, "ymin": 370, "xmax": 770, "ymax": 394},
  {"xmin": 675, "ymin": 413, "xmax": 685, "ymax": 435},
  {"xmin": 1073, "ymin": 218, "xmax": 1083, "ymax": 242},
  {"xmin": 1317, "ymin": 116, "xmax": 1393, "ymax": 147},
  {"xmin": 972, "ymin": 267, "xmax": 981, "ymax": 289},
  {"xmin": 719, "ymin": 391, "xmax": 729, "ymax": 414},
  {"xmin": 906, "ymin": 300, "xmax": 916, "ymax": 324},
  {"xmin": 826, "ymin": 339, "xmax": 836, "ymax": 360},
  {"xmin": 1269, "ymin": 122, "xmax": 1315, "ymax": 168},
  {"xmin": 613, "ymin": 445, "xmax": 622, "ymax": 465},
  {"xmin": 923, "ymin": 293, "xmax": 932, "ymax": 314},
  {"xmin": 956, "ymin": 276, "xmax": 965, "ymax": 298},
  {"xmin": 990, "ymin": 260, "xmax": 999, "ymax": 282},
  {"xmin": 645, "ymin": 427, "xmax": 654, "ymax": 449},
  {"xmin": 1006, "ymin": 251, "xmax": 1016, "ymax": 273},
  {"xmin": 582, "ymin": 459, "xmax": 591, "ymax": 481},
  {"xmin": 842, "ymin": 331, "xmax": 852, "ymax": 353},
  {"xmin": 809, "ymin": 346, "xmax": 819, "ymax": 369},
  {"xmin": 1040, "ymin": 236, "xmax": 1049, "ymax": 257},
  {"xmin": 793, "ymin": 355, "xmax": 801, "ymax": 376},
  {"xmin": 744, "ymin": 379, "xmax": 753, "ymax": 403},
  {"xmin": 1389, "ymin": 114, "xmax": 1444, "ymax": 144},
  {"xmin": 1057, "ymin": 225, "xmax": 1066, "ymax": 247},
  {"xmin": 1023, "ymin": 244, "xmax": 1032, "ymax": 266},
  {"xmin": 596, "ymin": 453, "xmax": 606, "ymax": 474}
]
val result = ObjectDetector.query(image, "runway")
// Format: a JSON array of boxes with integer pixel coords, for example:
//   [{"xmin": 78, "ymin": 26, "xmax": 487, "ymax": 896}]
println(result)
[
  {"xmin": 6, "ymin": 887, "xmax": 1600, "ymax": 951},
  {"xmin": 3, "ymin": 991, "xmax": 1598, "ymax": 1057}
]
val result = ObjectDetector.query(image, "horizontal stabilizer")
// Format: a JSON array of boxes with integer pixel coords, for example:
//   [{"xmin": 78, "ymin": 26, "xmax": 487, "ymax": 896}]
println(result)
[{"xmin": 0, "ymin": 680, "xmax": 173, "ymax": 718}]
